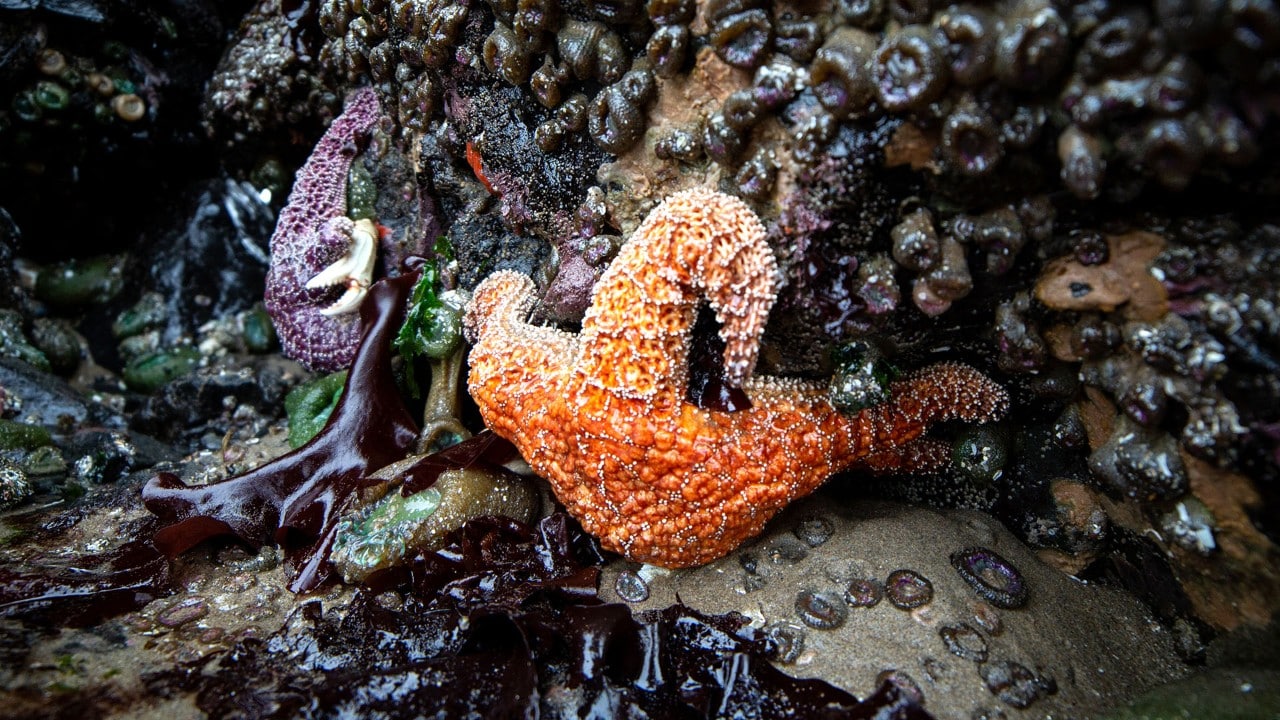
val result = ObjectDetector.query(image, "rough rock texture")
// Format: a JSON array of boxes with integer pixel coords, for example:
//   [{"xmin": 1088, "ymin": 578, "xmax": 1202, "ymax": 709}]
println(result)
[{"xmin": 601, "ymin": 496, "xmax": 1187, "ymax": 718}]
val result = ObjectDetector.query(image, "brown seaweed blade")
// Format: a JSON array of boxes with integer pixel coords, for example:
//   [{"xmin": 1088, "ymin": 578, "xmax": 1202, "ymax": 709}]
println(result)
[{"xmin": 143, "ymin": 272, "xmax": 421, "ymax": 592}]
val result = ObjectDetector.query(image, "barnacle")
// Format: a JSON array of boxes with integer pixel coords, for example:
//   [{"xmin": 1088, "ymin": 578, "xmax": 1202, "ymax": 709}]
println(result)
[
  {"xmin": 936, "ymin": 4, "xmax": 996, "ymax": 86},
  {"xmin": 396, "ymin": 74, "xmax": 437, "ymax": 131},
  {"xmin": 388, "ymin": 0, "xmax": 428, "ymax": 35},
  {"xmin": 488, "ymin": 0, "xmax": 519, "ymax": 24},
  {"xmin": 912, "ymin": 232, "xmax": 973, "ymax": 316},
  {"xmin": 483, "ymin": 24, "xmax": 534, "ymax": 85},
  {"xmin": 1133, "ymin": 116, "xmax": 1204, "ymax": 190},
  {"xmin": 999, "ymin": 103, "xmax": 1047, "ymax": 149},
  {"xmin": 589, "ymin": 83, "xmax": 646, "ymax": 153},
  {"xmin": 647, "ymin": 0, "xmax": 694, "ymax": 25},
  {"xmin": 646, "ymin": 24, "xmax": 691, "ymax": 77},
  {"xmin": 874, "ymin": 25, "xmax": 948, "ymax": 111},
  {"xmin": 752, "ymin": 57, "xmax": 804, "ymax": 109},
  {"xmin": 940, "ymin": 95, "xmax": 1003, "ymax": 176},
  {"xmin": 513, "ymin": 0, "xmax": 559, "ymax": 48},
  {"xmin": 1147, "ymin": 56, "xmax": 1204, "ymax": 115},
  {"xmin": 616, "ymin": 67, "xmax": 656, "ymax": 105},
  {"xmin": 530, "ymin": 57, "xmax": 569, "ymax": 108},
  {"xmin": 708, "ymin": 0, "xmax": 775, "ymax": 69},
  {"xmin": 736, "ymin": 148, "xmax": 777, "ymax": 199},
  {"xmin": 836, "ymin": 0, "xmax": 885, "ymax": 28},
  {"xmin": 810, "ymin": 27, "xmax": 877, "ymax": 119},
  {"xmin": 558, "ymin": 19, "xmax": 628, "ymax": 84},
  {"xmin": 722, "ymin": 89, "xmax": 764, "ymax": 131},
  {"xmin": 994, "ymin": 0, "xmax": 1070, "ymax": 90},
  {"xmin": 891, "ymin": 0, "xmax": 937, "ymax": 25},
  {"xmin": 774, "ymin": 16, "xmax": 823, "ymax": 63},
  {"xmin": 892, "ymin": 207, "xmax": 941, "ymax": 273},
  {"xmin": 1058, "ymin": 125, "xmax": 1106, "ymax": 199},
  {"xmin": 535, "ymin": 118, "xmax": 567, "ymax": 151},
  {"xmin": 790, "ymin": 108, "xmax": 836, "ymax": 164},
  {"xmin": 1155, "ymin": 0, "xmax": 1223, "ymax": 49},
  {"xmin": 585, "ymin": 70, "xmax": 655, "ymax": 152},
  {"xmin": 703, "ymin": 111, "xmax": 747, "ymax": 164},
  {"xmin": 1078, "ymin": 8, "xmax": 1150, "ymax": 81},
  {"xmin": 368, "ymin": 40, "xmax": 396, "ymax": 81},
  {"xmin": 655, "ymin": 126, "xmax": 703, "ymax": 162},
  {"xmin": 319, "ymin": 0, "xmax": 349, "ymax": 36},
  {"xmin": 1226, "ymin": 0, "xmax": 1280, "ymax": 56},
  {"xmin": 556, "ymin": 92, "xmax": 590, "ymax": 131},
  {"xmin": 971, "ymin": 206, "xmax": 1027, "ymax": 276},
  {"xmin": 584, "ymin": 0, "xmax": 645, "ymax": 25},
  {"xmin": 111, "ymin": 93, "xmax": 146, "ymax": 122},
  {"xmin": 416, "ymin": 0, "xmax": 470, "ymax": 68},
  {"xmin": 1205, "ymin": 104, "xmax": 1258, "ymax": 166}
]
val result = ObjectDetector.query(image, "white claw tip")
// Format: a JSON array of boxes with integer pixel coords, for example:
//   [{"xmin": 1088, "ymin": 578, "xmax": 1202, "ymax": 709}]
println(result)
[{"xmin": 306, "ymin": 218, "xmax": 378, "ymax": 316}]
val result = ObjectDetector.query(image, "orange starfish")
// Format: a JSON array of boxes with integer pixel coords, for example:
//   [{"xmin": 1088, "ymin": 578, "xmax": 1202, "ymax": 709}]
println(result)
[{"xmin": 465, "ymin": 189, "xmax": 1008, "ymax": 567}]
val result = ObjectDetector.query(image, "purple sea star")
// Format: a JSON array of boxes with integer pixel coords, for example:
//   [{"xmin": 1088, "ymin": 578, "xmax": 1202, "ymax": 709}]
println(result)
[{"xmin": 264, "ymin": 86, "xmax": 382, "ymax": 371}]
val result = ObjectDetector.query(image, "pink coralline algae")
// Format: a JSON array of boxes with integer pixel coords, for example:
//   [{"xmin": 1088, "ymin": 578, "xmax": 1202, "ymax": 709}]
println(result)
[{"xmin": 264, "ymin": 86, "xmax": 382, "ymax": 371}]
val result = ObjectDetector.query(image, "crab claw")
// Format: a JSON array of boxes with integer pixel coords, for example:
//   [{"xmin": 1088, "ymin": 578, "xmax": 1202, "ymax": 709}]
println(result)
[{"xmin": 306, "ymin": 218, "xmax": 378, "ymax": 316}]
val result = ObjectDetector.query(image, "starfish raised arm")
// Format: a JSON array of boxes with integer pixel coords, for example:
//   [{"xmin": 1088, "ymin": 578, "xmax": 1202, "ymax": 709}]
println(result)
[{"xmin": 264, "ymin": 87, "xmax": 382, "ymax": 371}]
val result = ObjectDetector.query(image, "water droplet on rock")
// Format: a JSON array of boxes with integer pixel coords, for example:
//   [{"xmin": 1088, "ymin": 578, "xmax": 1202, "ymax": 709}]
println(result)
[
  {"xmin": 796, "ymin": 589, "xmax": 848, "ymax": 629},
  {"xmin": 793, "ymin": 516, "xmax": 835, "ymax": 547},
  {"xmin": 939, "ymin": 622, "xmax": 989, "ymax": 662},
  {"xmin": 763, "ymin": 621, "xmax": 807, "ymax": 663},
  {"xmin": 614, "ymin": 569, "xmax": 650, "ymax": 602},
  {"xmin": 844, "ymin": 577, "xmax": 884, "ymax": 608},
  {"xmin": 886, "ymin": 569, "xmax": 934, "ymax": 609}
]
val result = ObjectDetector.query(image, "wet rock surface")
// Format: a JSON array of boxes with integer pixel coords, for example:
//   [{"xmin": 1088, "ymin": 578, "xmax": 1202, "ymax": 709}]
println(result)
[
  {"xmin": 129, "ymin": 355, "xmax": 298, "ymax": 451},
  {"xmin": 127, "ymin": 178, "xmax": 275, "ymax": 348},
  {"xmin": 0, "ymin": 357, "xmax": 121, "ymax": 432},
  {"xmin": 601, "ymin": 496, "xmax": 1187, "ymax": 718}
]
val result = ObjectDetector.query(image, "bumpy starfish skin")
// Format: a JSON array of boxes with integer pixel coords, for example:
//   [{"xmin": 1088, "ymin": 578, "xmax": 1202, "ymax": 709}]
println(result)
[
  {"xmin": 264, "ymin": 87, "xmax": 381, "ymax": 371},
  {"xmin": 466, "ymin": 189, "xmax": 1009, "ymax": 567}
]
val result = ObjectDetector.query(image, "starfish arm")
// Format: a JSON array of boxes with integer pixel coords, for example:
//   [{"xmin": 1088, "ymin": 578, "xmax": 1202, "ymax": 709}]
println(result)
[
  {"xmin": 466, "ymin": 271, "xmax": 578, "ymax": 448},
  {"xmin": 743, "ymin": 374, "xmax": 831, "ymax": 405},
  {"xmin": 263, "ymin": 87, "xmax": 382, "ymax": 371},
  {"xmin": 864, "ymin": 362, "xmax": 1009, "ymax": 449},
  {"xmin": 859, "ymin": 437, "xmax": 952, "ymax": 474},
  {"xmin": 577, "ymin": 189, "xmax": 778, "ymax": 401}
]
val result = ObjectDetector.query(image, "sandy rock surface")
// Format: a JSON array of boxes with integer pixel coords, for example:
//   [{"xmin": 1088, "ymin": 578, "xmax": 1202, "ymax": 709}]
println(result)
[{"xmin": 601, "ymin": 496, "xmax": 1187, "ymax": 719}]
